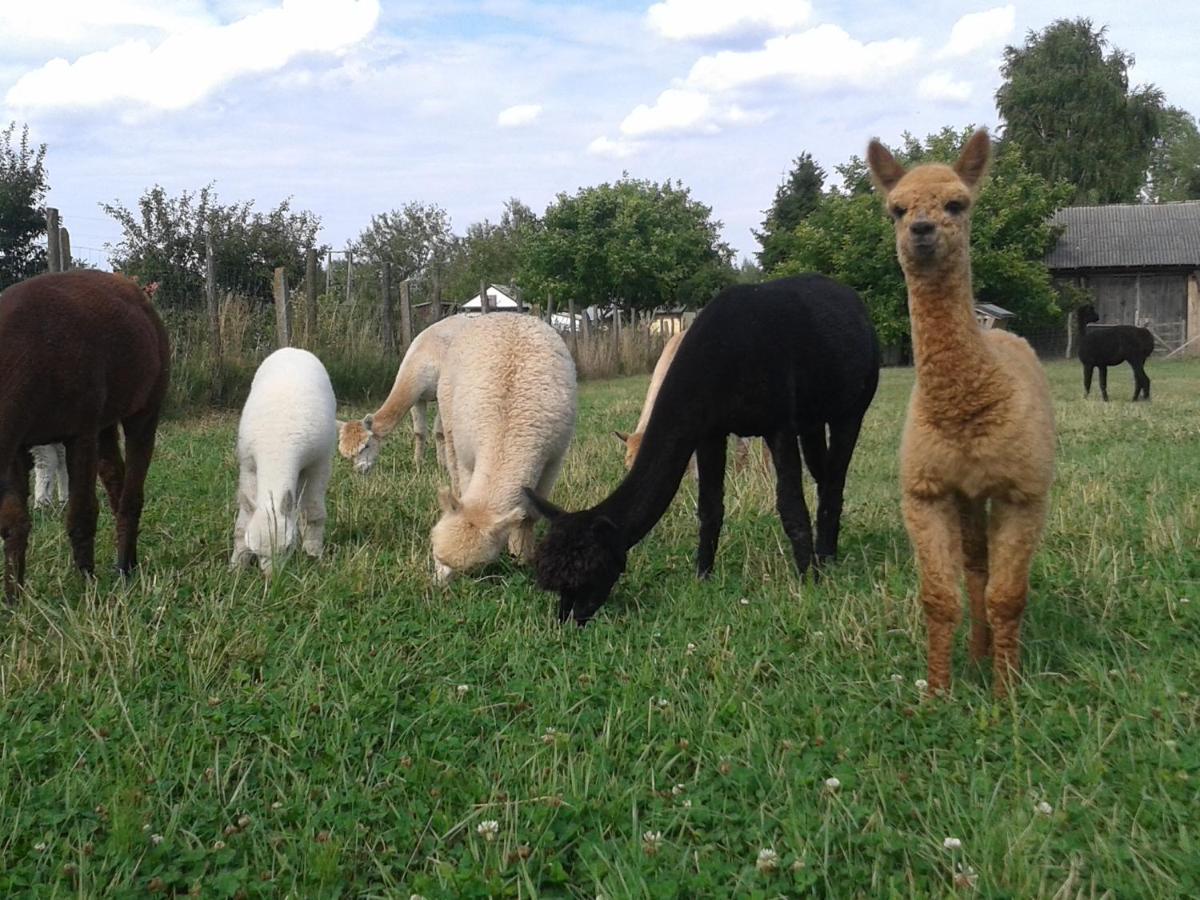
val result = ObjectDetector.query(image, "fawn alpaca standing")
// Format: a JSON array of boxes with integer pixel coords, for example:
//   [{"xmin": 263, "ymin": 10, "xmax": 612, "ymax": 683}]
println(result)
[{"xmin": 868, "ymin": 130, "xmax": 1055, "ymax": 697}]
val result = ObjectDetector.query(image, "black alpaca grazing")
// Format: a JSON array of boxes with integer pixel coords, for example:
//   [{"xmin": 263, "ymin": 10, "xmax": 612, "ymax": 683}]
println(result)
[
  {"xmin": 1076, "ymin": 304, "xmax": 1154, "ymax": 401},
  {"xmin": 524, "ymin": 274, "xmax": 881, "ymax": 625}
]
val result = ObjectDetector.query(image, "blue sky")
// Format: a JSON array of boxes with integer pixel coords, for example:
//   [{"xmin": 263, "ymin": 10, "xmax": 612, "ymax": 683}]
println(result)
[{"xmin": 3, "ymin": 1, "xmax": 1197, "ymax": 273}]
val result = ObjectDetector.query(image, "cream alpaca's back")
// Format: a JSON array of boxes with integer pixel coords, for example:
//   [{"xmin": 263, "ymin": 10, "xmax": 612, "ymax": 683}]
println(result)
[{"xmin": 431, "ymin": 314, "xmax": 577, "ymax": 580}]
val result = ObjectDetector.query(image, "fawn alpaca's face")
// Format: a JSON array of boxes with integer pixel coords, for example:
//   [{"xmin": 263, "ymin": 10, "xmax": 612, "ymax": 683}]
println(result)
[
  {"xmin": 614, "ymin": 430, "xmax": 643, "ymax": 469},
  {"xmin": 867, "ymin": 129, "xmax": 990, "ymax": 273},
  {"xmin": 338, "ymin": 418, "xmax": 382, "ymax": 474}
]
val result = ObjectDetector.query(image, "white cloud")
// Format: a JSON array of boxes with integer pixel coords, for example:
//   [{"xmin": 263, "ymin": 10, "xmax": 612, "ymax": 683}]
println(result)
[
  {"xmin": 5, "ymin": 0, "xmax": 380, "ymax": 113},
  {"xmin": 0, "ymin": 1, "xmax": 212, "ymax": 55},
  {"xmin": 917, "ymin": 71, "xmax": 972, "ymax": 103},
  {"xmin": 588, "ymin": 135, "xmax": 641, "ymax": 159},
  {"xmin": 685, "ymin": 25, "xmax": 921, "ymax": 92},
  {"xmin": 619, "ymin": 88, "xmax": 768, "ymax": 137},
  {"xmin": 646, "ymin": 0, "xmax": 812, "ymax": 41},
  {"xmin": 939, "ymin": 6, "xmax": 1015, "ymax": 59},
  {"xmin": 497, "ymin": 103, "xmax": 542, "ymax": 127}
]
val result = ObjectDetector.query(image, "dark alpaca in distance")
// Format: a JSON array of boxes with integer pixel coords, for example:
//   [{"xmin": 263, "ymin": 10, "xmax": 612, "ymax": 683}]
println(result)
[
  {"xmin": 1076, "ymin": 304, "xmax": 1154, "ymax": 401},
  {"xmin": 0, "ymin": 270, "xmax": 171, "ymax": 602},
  {"xmin": 525, "ymin": 274, "xmax": 881, "ymax": 625}
]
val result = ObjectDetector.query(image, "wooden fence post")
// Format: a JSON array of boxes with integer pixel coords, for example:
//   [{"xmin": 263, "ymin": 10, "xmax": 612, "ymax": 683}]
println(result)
[
  {"xmin": 514, "ymin": 284, "xmax": 524, "ymax": 313},
  {"xmin": 569, "ymin": 297, "xmax": 579, "ymax": 350},
  {"xmin": 380, "ymin": 262, "xmax": 396, "ymax": 353},
  {"xmin": 400, "ymin": 279, "xmax": 413, "ymax": 348},
  {"xmin": 46, "ymin": 207, "xmax": 61, "ymax": 273},
  {"xmin": 433, "ymin": 272, "xmax": 443, "ymax": 321},
  {"xmin": 346, "ymin": 250, "xmax": 354, "ymax": 306},
  {"xmin": 273, "ymin": 267, "xmax": 293, "ymax": 347},
  {"xmin": 480, "ymin": 280, "xmax": 490, "ymax": 313},
  {"xmin": 545, "ymin": 293, "xmax": 554, "ymax": 325},
  {"xmin": 305, "ymin": 247, "xmax": 318, "ymax": 346},
  {"xmin": 325, "ymin": 249, "xmax": 332, "ymax": 298},
  {"xmin": 59, "ymin": 227, "xmax": 72, "ymax": 270}
]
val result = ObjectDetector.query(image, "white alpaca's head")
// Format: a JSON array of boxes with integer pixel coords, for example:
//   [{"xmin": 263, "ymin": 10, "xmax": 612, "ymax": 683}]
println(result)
[
  {"xmin": 246, "ymin": 489, "xmax": 297, "ymax": 572},
  {"xmin": 430, "ymin": 488, "xmax": 524, "ymax": 584},
  {"xmin": 338, "ymin": 417, "xmax": 382, "ymax": 474}
]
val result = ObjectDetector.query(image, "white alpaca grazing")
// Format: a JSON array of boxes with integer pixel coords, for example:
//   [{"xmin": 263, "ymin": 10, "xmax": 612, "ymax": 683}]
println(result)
[
  {"xmin": 32, "ymin": 444, "xmax": 68, "ymax": 508},
  {"xmin": 231, "ymin": 348, "xmax": 337, "ymax": 574},
  {"xmin": 431, "ymin": 314, "xmax": 577, "ymax": 583},
  {"xmin": 338, "ymin": 315, "xmax": 471, "ymax": 473}
]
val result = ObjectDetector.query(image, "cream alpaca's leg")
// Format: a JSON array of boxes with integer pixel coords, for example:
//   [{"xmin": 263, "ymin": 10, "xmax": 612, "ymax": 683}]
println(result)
[
  {"xmin": 54, "ymin": 443, "xmax": 68, "ymax": 502},
  {"xmin": 983, "ymin": 497, "xmax": 1046, "ymax": 698},
  {"xmin": 510, "ymin": 454, "xmax": 566, "ymax": 562},
  {"xmin": 442, "ymin": 423, "xmax": 460, "ymax": 496},
  {"xmin": 902, "ymin": 492, "xmax": 964, "ymax": 694},
  {"xmin": 957, "ymin": 495, "xmax": 990, "ymax": 662},
  {"xmin": 230, "ymin": 466, "xmax": 256, "ymax": 568},
  {"xmin": 32, "ymin": 446, "xmax": 55, "ymax": 508},
  {"xmin": 410, "ymin": 401, "xmax": 428, "ymax": 467},
  {"xmin": 432, "ymin": 410, "xmax": 447, "ymax": 471},
  {"xmin": 298, "ymin": 458, "xmax": 332, "ymax": 558}
]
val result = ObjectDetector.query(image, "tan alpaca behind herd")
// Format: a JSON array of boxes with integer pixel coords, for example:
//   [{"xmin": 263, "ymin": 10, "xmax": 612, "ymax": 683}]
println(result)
[{"xmin": 868, "ymin": 129, "xmax": 1055, "ymax": 698}]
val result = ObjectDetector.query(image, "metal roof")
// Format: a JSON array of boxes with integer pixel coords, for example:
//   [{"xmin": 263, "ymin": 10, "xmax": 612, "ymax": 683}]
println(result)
[{"xmin": 1046, "ymin": 200, "xmax": 1200, "ymax": 271}]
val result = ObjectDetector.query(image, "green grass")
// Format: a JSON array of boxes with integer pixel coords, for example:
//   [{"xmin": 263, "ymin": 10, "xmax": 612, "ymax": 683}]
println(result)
[{"xmin": 2, "ymin": 359, "xmax": 1198, "ymax": 898}]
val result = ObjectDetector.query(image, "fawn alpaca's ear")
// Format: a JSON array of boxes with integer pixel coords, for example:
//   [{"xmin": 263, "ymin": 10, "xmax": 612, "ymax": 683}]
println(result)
[
  {"xmin": 437, "ymin": 487, "xmax": 461, "ymax": 514},
  {"xmin": 523, "ymin": 486, "xmax": 564, "ymax": 521},
  {"xmin": 867, "ymin": 139, "xmax": 906, "ymax": 194},
  {"xmin": 953, "ymin": 129, "xmax": 991, "ymax": 192},
  {"xmin": 613, "ymin": 431, "xmax": 629, "ymax": 445}
]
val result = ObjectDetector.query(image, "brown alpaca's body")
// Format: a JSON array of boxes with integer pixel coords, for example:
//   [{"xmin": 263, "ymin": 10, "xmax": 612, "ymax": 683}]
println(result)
[
  {"xmin": 0, "ymin": 270, "xmax": 171, "ymax": 602},
  {"xmin": 869, "ymin": 131, "xmax": 1055, "ymax": 697}
]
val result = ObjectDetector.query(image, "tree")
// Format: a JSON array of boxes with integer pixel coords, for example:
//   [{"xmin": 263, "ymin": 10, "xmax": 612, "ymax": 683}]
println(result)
[
  {"xmin": 754, "ymin": 152, "xmax": 825, "ymax": 271},
  {"xmin": 0, "ymin": 122, "xmax": 49, "ymax": 289},
  {"xmin": 103, "ymin": 184, "xmax": 321, "ymax": 307},
  {"xmin": 355, "ymin": 201, "xmax": 454, "ymax": 281},
  {"xmin": 772, "ymin": 128, "xmax": 1074, "ymax": 345},
  {"xmin": 520, "ymin": 175, "xmax": 734, "ymax": 313},
  {"xmin": 1145, "ymin": 106, "xmax": 1200, "ymax": 201},
  {"xmin": 442, "ymin": 198, "xmax": 540, "ymax": 303},
  {"xmin": 995, "ymin": 18, "xmax": 1163, "ymax": 203}
]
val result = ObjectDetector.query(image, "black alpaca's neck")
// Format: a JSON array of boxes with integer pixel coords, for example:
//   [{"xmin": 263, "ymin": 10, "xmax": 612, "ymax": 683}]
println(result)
[{"xmin": 593, "ymin": 421, "xmax": 697, "ymax": 550}]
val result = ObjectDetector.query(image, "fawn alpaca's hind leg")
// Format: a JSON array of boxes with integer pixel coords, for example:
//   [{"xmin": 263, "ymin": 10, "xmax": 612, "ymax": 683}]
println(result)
[
  {"xmin": 410, "ymin": 401, "xmax": 428, "ymax": 467},
  {"xmin": 96, "ymin": 425, "xmax": 125, "ymax": 516},
  {"xmin": 298, "ymin": 457, "xmax": 331, "ymax": 558},
  {"xmin": 984, "ymin": 497, "xmax": 1046, "ymax": 698},
  {"xmin": 230, "ymin": 464, "xmax": 256, "ymax": 568},
  {"xmin": 694, "ymin": 434, "xmax": 727, "ymax": 578},
  {"xmin": 115, "ymin": 411, "xmax": 160, "ymax": 575},
  {"xmin": 768, "ymin": 430, "xmax": 815, "ymax": 576},
  {"xmin": 1, "ymin": 453, "xmax": 33, "ymax": 603},
  {"xmin": 902, "ymin": 492, "xmax": 964, "ymax": 693},
  {"xmin": 957, "ymin": 495, "xmax": 990, "ymax": 662},
  {"xmin": 1098, "ymin": 366, "xmax": 1109, "ymax": 401},
  {"xmin": 65, "ymin": 433, "xmax": 101, "ymax": 577}
]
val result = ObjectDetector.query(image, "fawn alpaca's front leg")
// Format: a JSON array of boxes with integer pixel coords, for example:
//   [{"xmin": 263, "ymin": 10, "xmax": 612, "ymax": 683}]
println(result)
[
  {"xmin": 983, "ymin": 497, "xmax": 1046, "ymax": 698},
  {"xmin": 957, "ymin": 494, "xmax": 990, "ymax": 663},
  {"xmin": 902, "ymin": 492, "xmax": 964, "ymax": 694}
]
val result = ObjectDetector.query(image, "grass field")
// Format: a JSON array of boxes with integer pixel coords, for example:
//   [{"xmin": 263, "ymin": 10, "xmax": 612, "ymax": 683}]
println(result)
[{"xmin": 2, "ymin": 358, "xmax": 1198, "ymax": 898}]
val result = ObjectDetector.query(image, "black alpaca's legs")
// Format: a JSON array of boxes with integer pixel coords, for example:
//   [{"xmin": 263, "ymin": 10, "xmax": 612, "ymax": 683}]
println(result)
[
  {"xmin": 1130, "ymin": 358, "xmax": 1151, "ymax": 401},
  {"xmin": 65, "ymin": 433, "xmax": 100, "ymax": 577},
  {"xmin": 1, "ymin": 453, "xmax": 33, "ymax": 603},
  {"xmin": 768, "ymin": 430, "xmax": 815, "ymax": 576},
  {"xmin": 694, "ymin": 433, "xmax": 727, "ymax": 578},
  {"xmin": 813, "ymin": 418, "xmax": 865, "ymax": 563},
  {"xmin": 96, "ymin": 425, "xmax": 125, "ymax": 516},
  {"xmin": 1098, "ymin": 366, "xmax": 1109, "ymax": 401},
  {"xmin": 115, "ymin": 411, "xmax": 160, "ymax": 575},
  {"xmin": 1082, "ymin": 364, "xmax": 1094, "ymax": 397},
  {"xmin": 798, "ymin": 426, "xmax": 827, "ymax": 484}
]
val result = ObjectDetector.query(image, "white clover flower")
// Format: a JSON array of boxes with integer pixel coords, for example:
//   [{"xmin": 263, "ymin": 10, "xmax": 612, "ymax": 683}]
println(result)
[
  {"xmin": 656, "ymin": 696, "xmax": 670, "ymax": 709},
  {"xmin": 150, "ymin": 833, "xmax": 164, "ymax": 845},
  {"xmin": 812, "ymin": 630, "xmax": 825, "ymax": 638},
  {"xmin": 671, "ymin": 784, "xmax": 685, "ymax": 796},
  {"xmin": 642, "ymin": 830, "xmax": 663, "ymax": 854},
  {"xmin": 212, "ymin": 840, "xmax": 226, "ymax": 850},
  {"xmin": 953, "ymin": 862, "xmax": 978, "ymax": 888},
  {"xmin": 685, "ymin": 643, "xmax": 697, "ymax": 655},
  {"xmin": 682, "ymin": 799, "xmax": 692, "ymax": 808},
  {"xmin": 476, "ymin": 820, "xmax": 499, "ymax": 842},
  {"xmin": 541, "ymin": 727, "xmax": 558, "ymax": 745},
  {"xmin": 1035, "ymin": 801, "xmax": 1053, "ymax": 816},
  {"xmin": 915, "ymin": 679, "xmax": 929, "ymax": 692},
  {"xmin": 756, "ymin": 847, "xmax": 779, "ymax": 872},
  {"xmin": 943, "ymin": 837, "xmax": 962, "ymax": 851},
  {"xmin": 824, "ymin": 776, "xmax": 841, "ymax": 791},
  {"xmin": 34, "ymin": 841, "xmax": 47, "ymax": 853},
  {"xmin": 456, "ymin": 684, "xmax": 470, "ymax": 697},
  {"xmin": 1180, "ymin": 597, "xmax": 1190, "ymax": 604},
  {"xmin": 271, "ymin": 801, "xmax": 283, "ymax": 810},
  {"xmin": 891, "ymin": 673, "xmax": 904, "ymax": 684},
  {"xmin": 411, "ymin": 894, "xmax": 428, "ymax": 900},
  {"xmin": 739, "ymin": 597, "xmax": 750, "ymax": 606}
]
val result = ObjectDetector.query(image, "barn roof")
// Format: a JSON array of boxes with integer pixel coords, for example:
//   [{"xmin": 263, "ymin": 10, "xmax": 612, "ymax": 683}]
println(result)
[{"xmin": 1046, "ymin": 200, "xmax": 1200, "ymax": 271}]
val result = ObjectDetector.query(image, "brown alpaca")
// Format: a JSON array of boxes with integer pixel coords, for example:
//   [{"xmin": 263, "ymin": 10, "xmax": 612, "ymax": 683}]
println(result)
[
  {"xmin": 867, "ymin": 130, "xmax": 1055, "ymax": 697},
  {"xmin": 0, "ymin": 270, "xmax": 170, "ymax": 602}
]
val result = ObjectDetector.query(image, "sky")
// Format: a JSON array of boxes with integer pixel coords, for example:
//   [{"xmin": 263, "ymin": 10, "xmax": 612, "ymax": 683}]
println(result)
[{"xmin": 3, "ymin": 0, "xmax": 1198, "ymax": 272}]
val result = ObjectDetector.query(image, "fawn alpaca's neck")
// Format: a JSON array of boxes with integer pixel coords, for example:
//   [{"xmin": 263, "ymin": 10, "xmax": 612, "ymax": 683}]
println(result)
[{"xmin": 904, "ymin": 256, "xmax": 1003, "ymax": 422}]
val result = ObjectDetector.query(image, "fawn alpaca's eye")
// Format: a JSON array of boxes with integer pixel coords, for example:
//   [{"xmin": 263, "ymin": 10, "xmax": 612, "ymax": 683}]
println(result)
[
  {"xmin": 890, "ymin": 205, "xmax": 906, "ymax": 220},
  {"xmin": 944, "ymin": 200, "xmax": 966, "ymax": 215}
]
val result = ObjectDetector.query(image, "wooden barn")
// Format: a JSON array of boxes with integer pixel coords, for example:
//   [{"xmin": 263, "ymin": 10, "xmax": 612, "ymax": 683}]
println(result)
[{"xmin": 1047, "ymin": 201, "xmax": 1200, "ymax": 355}]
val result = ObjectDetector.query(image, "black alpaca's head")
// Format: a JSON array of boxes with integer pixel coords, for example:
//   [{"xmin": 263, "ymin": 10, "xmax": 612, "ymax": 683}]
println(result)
[
  {"xmin": 1076, "ymin": 304, "xmax": 1099, "ymax": 328},
  {"xmin": 524, "ymin": 488, "xmax": 626, "ymax": 625}
]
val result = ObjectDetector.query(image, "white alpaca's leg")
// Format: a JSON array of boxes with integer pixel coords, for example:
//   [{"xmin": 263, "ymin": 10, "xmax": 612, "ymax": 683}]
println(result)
[
  {"xmin": 32, "ymin": 445, "xmax": 55, "ymax": 508},
  {"xmin": 54, "ymin": 443, "xmax": 68, "ymax": 502},
  {"xmin": 230, "ymin": 465, "xmax": 257, "ymax": 569},
  {"xmin": 298, "ymin": 458, "xmax": 332, "ymax": 559},
  {"xmin": 410, "ymin": 401, "xmax": 428, "ymax": 467}
]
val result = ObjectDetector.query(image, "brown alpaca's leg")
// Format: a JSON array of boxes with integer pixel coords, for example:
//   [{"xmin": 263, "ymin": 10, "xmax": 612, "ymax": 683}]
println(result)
[
  {"xmin": 1, "ymin": 454, "xmax": 33, "ymax": 603},
  {"xmin": 957, "ymin": 495, "xmax": 990, "ymax": 662},
  {"xmin": 115, "ymin": 412, "xmax": 160, "ymax": 575},
  {"xmin": 902, "ymin": 493, "xmax": 963, "ymax": 694},
  {"xmin": 96, "ymin": 425, "xmax": 125, "ymax": 516},
  {"xmin": 984, "ymin": 498, "xmax": 1047, "ymax": 698},
  {"xmin": 65, "ymin": 434, "xmax": 100, "ymax": 577}
]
